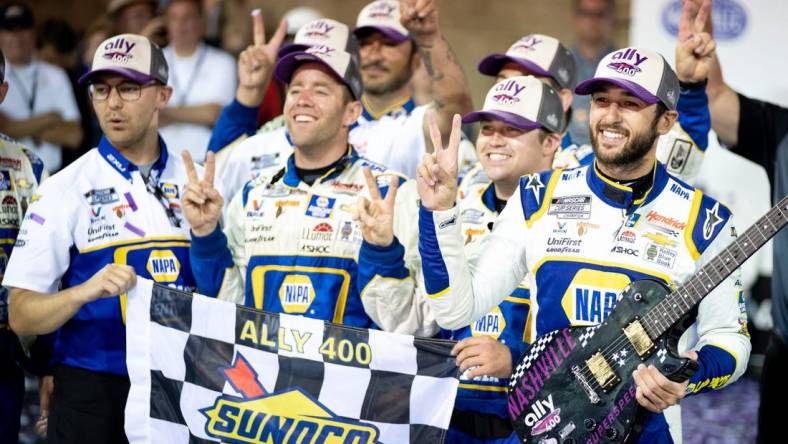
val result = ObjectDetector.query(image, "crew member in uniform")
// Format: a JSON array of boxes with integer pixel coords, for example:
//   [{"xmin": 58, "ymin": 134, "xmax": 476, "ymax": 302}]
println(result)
[
  {"xmin": 355, "ymin": 76, "xmax": 566, "ymax": 443},
  {"xmin": 5, "ymin": 34, "xmax": 198, "ymax": 443},
  {"xmin": 0, "ymin": 48, "xmax": 48, "ymax": 444}
]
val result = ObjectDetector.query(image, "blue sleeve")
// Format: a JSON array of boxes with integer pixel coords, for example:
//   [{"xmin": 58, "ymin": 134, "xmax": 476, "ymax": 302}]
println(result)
[
  {"xmin": 206, "ymin": 99, "xmax": 260, "ymax": 153},
  {"xmin": 685, "ymin": 344, "xmax": 738, "ymax": 395},
  {"xmin": 357, "ymin": 238, "xmax": 409, "ymax": 295},
  {"xmin": 676, "ymin": 82, "xmax": 711, "ymax": 151},
  {"xmin": 189, "ymin": 226, "xmax": 236, "ymax": 297}
]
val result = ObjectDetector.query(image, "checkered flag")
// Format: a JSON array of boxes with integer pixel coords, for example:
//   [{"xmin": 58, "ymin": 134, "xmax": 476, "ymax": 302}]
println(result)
[{"xmin": 125, "ymin": 279, "xmax": 459, "ymax": 443}]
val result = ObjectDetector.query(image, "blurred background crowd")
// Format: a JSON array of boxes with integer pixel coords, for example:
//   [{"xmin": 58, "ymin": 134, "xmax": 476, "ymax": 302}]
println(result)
[{"xmin": 1, "ymin": 0, "xmax": 781, "ymax": 442}]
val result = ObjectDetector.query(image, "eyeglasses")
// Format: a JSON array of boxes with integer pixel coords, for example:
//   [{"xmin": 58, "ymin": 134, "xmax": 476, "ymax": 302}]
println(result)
[{"xmin": 89, "ymin": 82, "xmax": 156, "ymax": 102}]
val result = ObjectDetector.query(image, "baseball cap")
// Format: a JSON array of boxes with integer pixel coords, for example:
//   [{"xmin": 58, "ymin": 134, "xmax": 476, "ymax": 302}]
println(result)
[
  {"xmin": 353, "ymin": 0, "xmax": 409, "ymax": 44},
  {"xmin": 278, "ymin": 18, "xmax": 360, "ymax": 65},
  {"xmin": 478, "ymin": 34, "xmax": 577, "ymax": 90},
  {"xmin": 0, "ymin": 3, "xmax": 34, "ymax": 30},
  {"xmin": 274, "ymin": 46, "xmax": 363, "ymax": 100},
  {"xmin": 78, "ymin": 33, "xmax": 168, "ymax": 85},
  {"xmin": 575, "ymin": 47, "xmax": 679, "ymax": 110},
  {"xmin": 107, "ymin": 0, "xmax": 157, "ymax": 16},
  {"xmin": 462, "ymin": 75, "xmax": 566, "ymax": 134}
]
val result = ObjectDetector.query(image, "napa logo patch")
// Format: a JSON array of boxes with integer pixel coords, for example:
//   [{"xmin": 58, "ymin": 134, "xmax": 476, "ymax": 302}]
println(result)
[
  {"xmin": 279, "ymin": 275, "xmax": 315, "ymax": 314},
  {"xmin": 471, "ymin": 306, "xmax": 506, "ymax": 340},
  {"xmin": 561, "ymin": 269, "xmax": 630, "ymax": 326},
  {"xmin": 161, "ymin": 183, "xmax": 179, "ymax": 199},
  {"xmin": 202, "ymin": 353, "xmax": 380, "ymax": 443},
  {"xmin": 305, "ymin": 195, "xmax": 335, "ymax": 219},
  {"xmin": 146, "ymin": 250, "xmax": 180, "ymax": 282}
]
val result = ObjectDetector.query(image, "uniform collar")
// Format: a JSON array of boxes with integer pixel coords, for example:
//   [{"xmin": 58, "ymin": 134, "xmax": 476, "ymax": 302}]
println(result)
[
  {"xmin": 585, "ymin": 160, "xmax": 668, "ymax": 210},
  {"xmin": 98, "ymin": 135, "xmax": 169, "ymax": 182},
  {"xmin": 360, "ymin": 95, "xmax": 416, "ymax": 121},
  {"xmin": 281, "ymin": 145, "xmax": 359, "ymax": 188},
  {"xmin": 561, "ymin": 132, "xmax": 573, "ymax": 148},
  {"xmin": 480, "ymin": 182, "xmax": 498, "ymax": 213}
]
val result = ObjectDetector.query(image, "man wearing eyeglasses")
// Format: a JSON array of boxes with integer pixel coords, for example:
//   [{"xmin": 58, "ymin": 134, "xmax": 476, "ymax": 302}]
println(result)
[{"xmin": 3, "ymin": 34, "xmax": 198, "ymax": 443}]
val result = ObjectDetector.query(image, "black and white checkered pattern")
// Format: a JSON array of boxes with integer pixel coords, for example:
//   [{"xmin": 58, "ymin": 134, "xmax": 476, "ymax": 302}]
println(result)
[
  {"xmin": 125, "ymin": 280, "xmax": 459, "ymax": 444},
  {"xmin": 577, "ymin": 325, "xmax": 601, "ymax": 348},
  {"xmin": 508, "ymin": 331, "xmax": 557, "ymax": 389}
]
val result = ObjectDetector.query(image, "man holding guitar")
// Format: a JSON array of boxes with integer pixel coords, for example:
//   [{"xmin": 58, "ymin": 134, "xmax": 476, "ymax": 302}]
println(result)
[{"xmin": 414, "ymin": 1, "xmax": 750, "ymax": 442}]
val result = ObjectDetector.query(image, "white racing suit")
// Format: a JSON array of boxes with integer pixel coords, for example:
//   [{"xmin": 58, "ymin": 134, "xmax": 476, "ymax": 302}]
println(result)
[{"xmin": 417, "ymin": 162, "xmax": 751, "ymax": 443}]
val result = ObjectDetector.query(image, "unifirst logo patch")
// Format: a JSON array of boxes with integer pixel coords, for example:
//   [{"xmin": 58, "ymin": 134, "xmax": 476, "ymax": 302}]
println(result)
[
  {"xmin": 471, "ymin": 306, "xmax": 507, "ymax": 340},
  {"xmin": 279, "ymin": 275, "xmax": 315, "ymax": 314},
  {"xmin": 202, "ymin": 353, "xmax": 380, "ymax": 443},
  {"xmin": 146, "ymin": 250, "xmax": 180, "ymax": 282},
  {"xmin": 561, "ymin": 269, "xmax": 630, "ymax": 326}
]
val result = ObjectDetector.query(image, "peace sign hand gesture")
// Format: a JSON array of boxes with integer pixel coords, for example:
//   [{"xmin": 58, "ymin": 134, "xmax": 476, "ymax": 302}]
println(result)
[
  {"xmin": 399, "ymin": 0, "xmax": 439, "ymax": 42},
  {"xmin": 236, "ymin": 9, "xmax": 288, "ymax": 106},
  {"xmin": 182, "ymin": 151, "xmax": 223, "ymax": 237},
  {"xmin": 354, "ymin": 168, "xmax": 400, "ymax": 247},
  {"xmin": 416, "ymin": 111, "xmax": 461, "ymax": 211},
  {"xmin": 676, "ymin": 0, "xmax": 716, "ymax": 83}
]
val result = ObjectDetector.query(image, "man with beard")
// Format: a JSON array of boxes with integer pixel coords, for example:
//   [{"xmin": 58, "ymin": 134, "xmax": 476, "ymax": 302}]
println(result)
[
  {"xmin": 206, "ymin": 0, "xmax": 472, "ymax": 180},
  {"xmin": 183, "ymin": 42, "xmax": 411, "ymax": 329},
  {"xmin": 414, "ymin": 46, "xmax": 750, "ymax": 443}
]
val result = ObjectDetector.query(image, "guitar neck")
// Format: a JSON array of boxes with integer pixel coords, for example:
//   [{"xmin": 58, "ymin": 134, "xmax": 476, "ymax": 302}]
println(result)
[{"xmin": 642, "ymin": 195, "xmax": 788, "ymax": 338}]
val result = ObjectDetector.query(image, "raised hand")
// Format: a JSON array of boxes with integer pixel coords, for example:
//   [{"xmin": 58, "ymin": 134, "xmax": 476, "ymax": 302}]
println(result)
[
  {"xmin": 79, "ymin": 264, "xmax": 137, "ymax": 303},
  {"xmin": 182, "ymin": 151, "xmax": 223, "ymax": 237},
  {"xmin": 416, "ymin": 111, "xmax": 461, "ymax": 211},
  {"xmin": 236, "ymin": 9, "xmax": 288, "ymax": 106},
  {"xmin": 399, "ymin": 0, "xmax": 439, "ymax": 40},
  {"xmin": 354, "ymin": 168, "xmax": 400, "ymax": 247},
  {"xmin": 676, "ymin": 0, "xmax": 716, "ymax": 83}
]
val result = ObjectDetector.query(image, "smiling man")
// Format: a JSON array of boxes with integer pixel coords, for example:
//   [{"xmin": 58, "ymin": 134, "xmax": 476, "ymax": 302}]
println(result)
[
  {"xmin": 5, "ymin": 34, "xmax": 198, "ymax": 443},
  {"xmin": 415, "ymin": 46, "xmax": 750, "ymax": 443},
  {"xmin": 355, "ymin": 76, "xmax": 565, "ymax": 443},
  {"xmin": 184, "ymin": 44, "xmax": 408, "ymax": 329}
]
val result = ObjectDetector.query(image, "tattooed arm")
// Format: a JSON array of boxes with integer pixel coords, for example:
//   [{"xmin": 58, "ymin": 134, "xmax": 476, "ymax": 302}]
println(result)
[{"xmin": 400, "ymin": 0, "xmax": 473, "ymax": 151}]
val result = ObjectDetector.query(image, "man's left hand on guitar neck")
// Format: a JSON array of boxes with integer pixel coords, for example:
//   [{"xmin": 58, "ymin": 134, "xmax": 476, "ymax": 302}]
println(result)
[{"xmin": 632, "ymin": 351, "xmax": 698, "ymax": 413}]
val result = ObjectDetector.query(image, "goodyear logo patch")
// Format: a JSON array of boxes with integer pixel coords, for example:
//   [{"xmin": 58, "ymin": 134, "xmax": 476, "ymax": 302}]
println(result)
[
  {"xmin": 279, "ymin": 275, "xmax": 315, "ymax": 314},
  {"xmin": 146, "ymin": 250, "xmax": 180, "ymax": 282},
  {"xmin": 471, "ymin": 306, "xmax": 506, "ymax": 340},
  {"xmin": 561, "ymin": 269, "xmax": 630, "ymax": 326},
  {"xmin": 202, "ymin": 353, "xmax": 380, "ymax": 443}
]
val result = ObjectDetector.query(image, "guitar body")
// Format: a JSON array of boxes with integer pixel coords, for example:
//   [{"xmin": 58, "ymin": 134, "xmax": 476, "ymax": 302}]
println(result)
[{"xmin": 508, "ymin": 279, "xmax": 698, "ymax": 443}]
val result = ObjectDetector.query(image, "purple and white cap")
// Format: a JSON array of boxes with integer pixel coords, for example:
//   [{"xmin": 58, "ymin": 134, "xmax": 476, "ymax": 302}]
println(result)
[
  {"xmin": 353, "ymin": 0, "xmax": 409, "ymax": 43},
  {"xmin": 463, "ymin": 75, "xmax": 565, "ymax": 134},
  {"xmin": 79, "ymin": 33, "xmax": 168, "ymax": 85},
  {"xmin": 274, "ymin": 46, "xmax": 363, "ymax": 100},
  {"xmin": 278, "ymin": 18, "xmax": 360, "ymax": 64},
  {"xmin": 478, "ymin": 34, "xmax": 577, "ymax": 90},
  {"xmin": 575, "ymin": 47, "xmax": 679, "ymax": 110}
]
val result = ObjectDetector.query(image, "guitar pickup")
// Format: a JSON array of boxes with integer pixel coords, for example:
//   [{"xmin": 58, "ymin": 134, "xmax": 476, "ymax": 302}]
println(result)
[
  {"xmin": 623, "ymin": 320, "xmax": 654, "ymax": 357},
  {"xmin": 586, "ymin": 352, "xmax": 618, "ymax": 391}
]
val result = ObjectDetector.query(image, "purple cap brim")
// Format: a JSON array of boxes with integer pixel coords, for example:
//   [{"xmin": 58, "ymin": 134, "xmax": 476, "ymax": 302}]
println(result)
[
  {"xmin": 78, "ymin": 67, "xmax": 155, "ymax": 85},
  {"xmin": 477, "ymin": 54, "xmax": 553, "ymax": 80},
  {"xmin": 574, "ymin": 77, "xmax": 660, "ymax": 104},
  {"xmin": 277, "ymin": 43, "xmax": 311, "ymax": 59},
  {"xmin": 352, "ymin": 25, "xmax": 409, "ymax": 43},
  {"xmin": 462, "ymin": 110, "xmax": 542, "ymax": 131}
]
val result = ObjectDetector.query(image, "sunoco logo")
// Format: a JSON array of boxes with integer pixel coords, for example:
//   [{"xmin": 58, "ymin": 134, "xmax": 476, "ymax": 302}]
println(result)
[
  {"xmin": 662, "ymin": 0, "xmax": 747, "ymax": 40},
  {"xmin": 202, "ymin": 353, "xmax": 380, "ymax": 443}
]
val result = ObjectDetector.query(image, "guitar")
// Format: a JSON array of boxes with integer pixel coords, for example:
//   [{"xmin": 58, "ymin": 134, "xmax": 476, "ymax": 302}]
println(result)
[{"xmin": 507, "ymin": 195, "xmax": 788, "ymax": 443}]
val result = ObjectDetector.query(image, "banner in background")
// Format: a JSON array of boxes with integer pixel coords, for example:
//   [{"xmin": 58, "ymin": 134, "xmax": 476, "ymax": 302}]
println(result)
[
  {"xmin": 630, "ymin": 0, "xmax": 788, "ymax": 107},
  {"xmin": 125, "ymin": 279, "xmax": 459, "ymax": 443}
]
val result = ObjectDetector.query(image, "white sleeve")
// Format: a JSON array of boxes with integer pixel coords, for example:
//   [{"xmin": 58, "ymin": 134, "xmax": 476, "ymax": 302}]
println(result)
[
  {"xmin": 420, "ymin": 186, "xmax": 529, "ymax": 330},
  {"xmin": 3, "ymin": 180, "xmax": 75, "ymax": 293}
]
